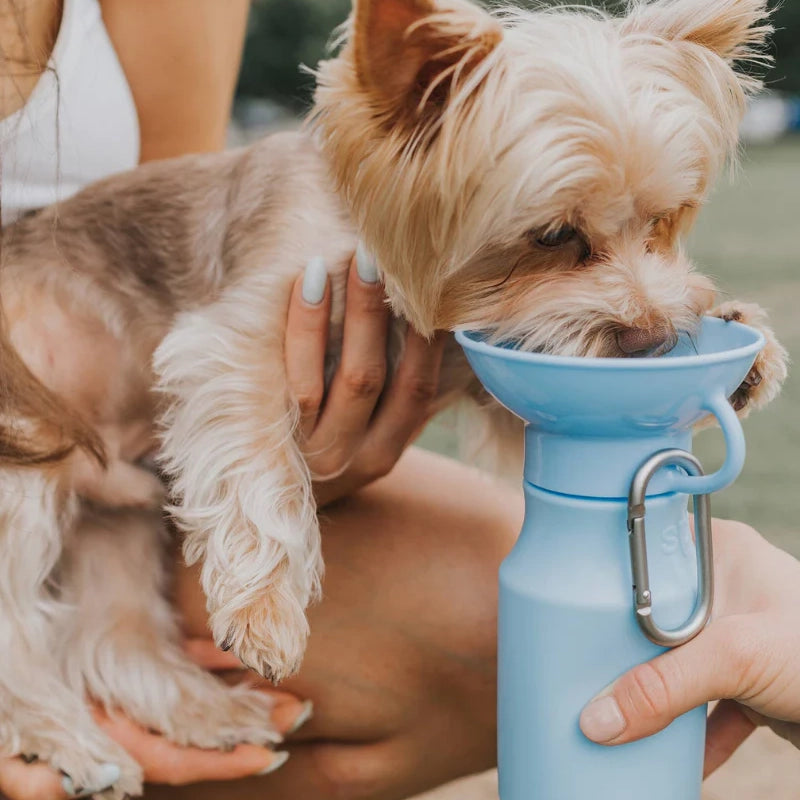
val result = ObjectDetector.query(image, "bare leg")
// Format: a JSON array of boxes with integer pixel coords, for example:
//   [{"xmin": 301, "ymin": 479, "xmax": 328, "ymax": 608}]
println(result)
[{"xmin": 151, "ymin": 448, "xmax": 522, "ymax": 800}]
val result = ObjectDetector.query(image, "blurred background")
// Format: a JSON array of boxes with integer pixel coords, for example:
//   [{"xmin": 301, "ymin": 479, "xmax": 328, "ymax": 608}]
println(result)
[{"xmin": 234, "ymin": 0, "xmax": 800, "ymax": 557}]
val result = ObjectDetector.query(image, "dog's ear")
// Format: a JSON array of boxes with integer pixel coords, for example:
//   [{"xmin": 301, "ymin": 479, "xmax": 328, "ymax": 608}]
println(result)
[
  {"xmin": 353, "ymin": 0, "xmax": 502, "ymax": 119},
  {"xmin": 624, "ymin": 0, "xmax": 771, "ymax": 62}
]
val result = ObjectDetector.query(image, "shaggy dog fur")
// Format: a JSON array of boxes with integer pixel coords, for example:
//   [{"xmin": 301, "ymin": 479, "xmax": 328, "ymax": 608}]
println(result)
[{"xmin": 0, "ymin": 0, "xmax": 787, "ymax": 795}]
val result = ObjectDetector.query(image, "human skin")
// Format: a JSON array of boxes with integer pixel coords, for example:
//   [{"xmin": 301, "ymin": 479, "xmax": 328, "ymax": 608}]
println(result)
[
  {"xmin": 12, "ymin": 3, "xmax": 795, "ymax": 798},
  {"xmin": 0, "ymin": 217, "xmax": 511, "ymax": 800},
  {"xmin": 0, "ymin": 0, "xmax": 300, "ymax": 793},
  {"xmin": 154, "ymin": 446, "xmax": 521, "ymax": 800},
  {"xmin": 0, "ymin": 2, "xmax": 486, "ymax": 796},
  {"xmin": 145, "ymin": 263, "xmax": 521, "ymax": 799},
  {"xmin": 0, "ymin": 0, "xmax": 308, "ymax": 788},
  {"xmin": 580, "ymin": 519, "xmax": 800, "ymax": 776}
]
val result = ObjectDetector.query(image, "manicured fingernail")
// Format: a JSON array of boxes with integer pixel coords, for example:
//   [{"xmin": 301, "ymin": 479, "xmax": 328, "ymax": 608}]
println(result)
[
  {"xmin": 287, "ymin": 700, "xmax": 314, "ymax": 735},
  {"xmin": 356, "ymin": 242, "xmax": 379, "ymax": 284},
  {"xmin": 580, "ymin": 695, "xmax": 627, "ymax": 743},
  {"xmin": 302, "ymin": 257, "xmax": 328, "ymax": 305},
  {"xmin": 255, "ymin": 750, "xmax": 290, "ymax": 776},
  {"xmin": 62, "ymin": 763, "xmax": 120, "ymax": 797}
]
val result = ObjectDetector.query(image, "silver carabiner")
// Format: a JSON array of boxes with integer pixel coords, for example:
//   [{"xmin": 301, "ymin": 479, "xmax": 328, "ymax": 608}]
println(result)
[{"xmin": 628, "ymin": 449, "xmax": 714, "ymax": 648}]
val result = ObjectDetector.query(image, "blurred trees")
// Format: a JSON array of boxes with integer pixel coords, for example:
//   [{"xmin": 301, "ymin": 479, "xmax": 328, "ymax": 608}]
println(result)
[
  {"xmin": 237, "ymin": 0, "xmax": 350, "ymax": 112},
  {"xmin": 237, "ymin": 0, "xmax": 800, "ymax": 109},
  {"xmin": 773, "ymin": 2, "xmax": 800, "ymax": 94}
]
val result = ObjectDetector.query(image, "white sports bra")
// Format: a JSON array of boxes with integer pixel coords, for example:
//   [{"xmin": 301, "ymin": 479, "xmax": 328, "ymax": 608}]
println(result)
[{"xmin": 0, "ymin": 0, "xmax": 140, "ymax": 225}]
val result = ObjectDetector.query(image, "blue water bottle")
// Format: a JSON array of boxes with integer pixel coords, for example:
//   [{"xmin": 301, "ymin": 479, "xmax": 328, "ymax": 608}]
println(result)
[{"xmin": 457, "ymin": 317, "xmax": 764, "ymax": 800}]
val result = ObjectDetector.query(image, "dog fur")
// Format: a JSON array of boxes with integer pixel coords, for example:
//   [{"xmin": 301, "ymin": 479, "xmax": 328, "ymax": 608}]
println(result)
[{"xmin": 0, "ymin": 0, "xmax": 788, "ymax": 795}]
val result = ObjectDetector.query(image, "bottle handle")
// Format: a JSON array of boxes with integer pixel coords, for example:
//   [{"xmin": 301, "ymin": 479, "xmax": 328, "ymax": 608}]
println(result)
[
  {"xmin": 628, "ymin": 450, "xmax": 714, "ymax": 648},
  {"xmin": 663, "ymin": 391, "xmax": 745, "ymax": 496}
]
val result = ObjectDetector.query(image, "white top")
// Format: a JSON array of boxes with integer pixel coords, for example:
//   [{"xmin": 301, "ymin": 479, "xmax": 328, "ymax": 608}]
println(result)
[{"xmin": 0, "ymin": 0, "xmax": 140, "ymax": 225}]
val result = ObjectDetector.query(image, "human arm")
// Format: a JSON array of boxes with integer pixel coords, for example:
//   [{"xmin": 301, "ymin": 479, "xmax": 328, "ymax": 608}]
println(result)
[
  {"xmin": 100, "ymin": 0, "xmax": 250, "ymax": 162},
  {"xmin": 0, "ymin": 7, "xmax": 310, "ymax": 798}
]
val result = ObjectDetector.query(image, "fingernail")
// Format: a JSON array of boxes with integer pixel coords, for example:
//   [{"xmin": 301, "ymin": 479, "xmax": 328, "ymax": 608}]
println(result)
[
  {"xmin": 255, "ymin": 750, "xmax": 290, "ymax": 776},
  {"xmin": 580, "ymin": 695, "xmax": 627, "ymax": 743},
  {"xmin": 62, "ymin": 763, "xmax": 120, "ymax": 798},
  {"xmin": 287, "ymin": 700, "xmax": 314, "ymax": 735},
  {"xmin": 302, "ymin": 257, "xmax": 328, "ymax": 305},
  {"xmin": 356, "ymin": 242, "xmax": 379, "ymax": 284}
]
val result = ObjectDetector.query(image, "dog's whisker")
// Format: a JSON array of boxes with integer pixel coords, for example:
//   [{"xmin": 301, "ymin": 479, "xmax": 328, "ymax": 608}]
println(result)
[{"xmin": 0, "ymin": 0, "xmax": 786, "ymax": 789}]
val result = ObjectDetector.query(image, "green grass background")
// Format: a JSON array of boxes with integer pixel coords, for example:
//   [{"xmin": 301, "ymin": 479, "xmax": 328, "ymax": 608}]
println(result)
[{"xmin": 419, "ymin": 138, "xmax": 800, "ymax": 557}]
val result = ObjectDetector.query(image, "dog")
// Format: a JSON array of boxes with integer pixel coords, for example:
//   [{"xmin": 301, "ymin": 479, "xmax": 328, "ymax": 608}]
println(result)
[{"xmin": 0, "ymin": 0, "xmax": 787, "ymax": 795}]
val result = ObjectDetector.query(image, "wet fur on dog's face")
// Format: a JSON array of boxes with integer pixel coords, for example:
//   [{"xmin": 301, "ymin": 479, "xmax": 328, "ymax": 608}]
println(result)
[{"xmin": 314, "ymin": 0, "xmax": 770, "ymax": 356}]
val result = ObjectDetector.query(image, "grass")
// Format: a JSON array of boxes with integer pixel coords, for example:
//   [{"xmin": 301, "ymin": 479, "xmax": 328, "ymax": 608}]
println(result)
[
  {"xmin": 689, "ymin": 138, "xmax": 800, "ymax": 556},
  {"xmin": 419, "ymin": 137, "xmax": 800, "ymax": 556}
]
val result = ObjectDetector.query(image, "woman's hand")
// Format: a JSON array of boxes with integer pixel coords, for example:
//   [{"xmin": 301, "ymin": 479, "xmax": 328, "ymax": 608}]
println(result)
[
  {"xmin": 579, "ymin": 520, "xmax": 800, "ymax": 776},
  {"xmin": 0, "ymin": 645, "xmax": 310, "ymax": 800},
  {"xmin": 285, "ymin": 249, "xmax": 446, "ymax": 507}
]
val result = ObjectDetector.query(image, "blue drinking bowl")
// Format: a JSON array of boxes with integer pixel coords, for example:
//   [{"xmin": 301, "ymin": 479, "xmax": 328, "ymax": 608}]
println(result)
[{"xmin": 456, "ymin": 317, "xmax": 765, "ymax": 497}]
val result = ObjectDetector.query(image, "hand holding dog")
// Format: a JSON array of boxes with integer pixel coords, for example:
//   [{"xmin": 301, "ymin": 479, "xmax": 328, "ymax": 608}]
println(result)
[
  {"xmin": 0, "ymin": 643, "xmax": 308, "ymax": 800},
  {"xmin": 580, "ymin": 520, "xmax": 800, "ymax": 775},
  {"xmin": 286, "ymin": 250, "xmax": 446, "ymax": 508}
]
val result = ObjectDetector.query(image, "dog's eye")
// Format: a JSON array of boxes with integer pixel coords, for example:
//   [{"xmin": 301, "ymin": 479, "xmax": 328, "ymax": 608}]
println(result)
[{"xmin": 531, "ymin": 225, "xmax": 580, "ymax": 249}]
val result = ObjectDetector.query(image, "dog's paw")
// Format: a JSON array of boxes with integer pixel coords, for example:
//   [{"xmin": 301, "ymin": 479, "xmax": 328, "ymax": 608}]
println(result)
[
  {"xmin": 18, "ymin": 736, "xmax": 142, "ymax": 800},
  {"xmin": 164, "ymin": 681, "xmax": 282, "ymax": 750},
  {"xmin": 211, "ymin": 589, "xmax": 309, "ymax": 684},
  {"xmin": 710, "ymin": 301, "xmax": 788, "ymax": 417}
]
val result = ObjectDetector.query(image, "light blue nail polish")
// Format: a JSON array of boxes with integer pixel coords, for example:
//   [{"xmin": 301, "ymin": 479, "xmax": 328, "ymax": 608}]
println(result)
[
  {"xmin": 356, "ymin": 241, "xmax": 379, "ymax": 284},
  {"xmin": 62, "ymin": 763, "xmax": 120, "ymax": 798},
  {"xmin": 287, "ymin": 700, "xmax": 314, "ymax": 736},
  {"xmin": 302, "ymin": 257, "xmax": 328, "ymax": 305},
  {"xmin": 255, "ymin": 751, "xmax": 290, "ymax": 776}
]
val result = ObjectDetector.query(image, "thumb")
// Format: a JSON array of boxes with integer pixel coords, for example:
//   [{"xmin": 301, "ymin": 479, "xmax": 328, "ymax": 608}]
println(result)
[{"xmin": 580, "ymin": 617, "xmax": 745, "ymax": 745}]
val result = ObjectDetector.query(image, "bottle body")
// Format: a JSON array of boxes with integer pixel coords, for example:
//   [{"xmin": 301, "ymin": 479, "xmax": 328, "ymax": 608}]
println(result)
[{"xmin": 498, "ymin": 483, "xmax": 706, "ymax": 800}]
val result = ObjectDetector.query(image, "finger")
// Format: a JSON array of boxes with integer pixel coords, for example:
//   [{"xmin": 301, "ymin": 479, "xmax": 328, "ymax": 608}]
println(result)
[
  {"xmin": 309, "ymin": 330, "xmax": 444, "ymax": 505},
  {"xmin": 580, "ymin": 617, "xmax": 745, "ymax": 745},
  {"xmin": 93, "ymin": 711, "xmax": 288, "ymax": 785},
  {"xmin": 286, "ymin": 257, "xmax": 331, "ymax": 439},
  {"xmin": 364, "ymin": 328, "xmax": 446, "ymax": 464},
  {"xmin": 273, "ymin": 698, "xmax": 315, "ymax": 738},
  {"xmin": 181, "ymin": 640, "xmax": 315, "ymax": 736},
  {"xmin": 309, "ymin": 247, "xmax": 389, "ymax": 473},
  {"xmin": 0, "ymin": 758, "xmax": 68, "ymax": 800},
  {"xmin": 184, "ymin": 637, "xmax": 246, "ymax": 671},
  {"xmin": 704, "ymin": 700, "xmax": 757, "ymax": 777},
  {"xmin": 220, "ymin": 676, "xmax": 314, "ymax": 737}
]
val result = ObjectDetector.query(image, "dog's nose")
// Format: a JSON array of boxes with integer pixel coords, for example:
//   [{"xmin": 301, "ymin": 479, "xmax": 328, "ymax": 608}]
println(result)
[{"xmin": 616, "ymin": 324, "xmax": 675, "ymax": 357}]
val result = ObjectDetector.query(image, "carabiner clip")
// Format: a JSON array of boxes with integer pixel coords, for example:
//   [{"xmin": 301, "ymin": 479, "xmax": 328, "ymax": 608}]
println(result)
[{"xmin": 628, "ymin": 449, "xmax": 714, "ymax": 648}]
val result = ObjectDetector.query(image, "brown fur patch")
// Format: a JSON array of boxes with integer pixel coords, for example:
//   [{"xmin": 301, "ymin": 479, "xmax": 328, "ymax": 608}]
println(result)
[
  {"xmin": 0, "ymin": 312, "xmax": 104, "ymax": 467},
  {"xmin": 354, "ymin": 0, "xmax": 502, "ymax": 127}
]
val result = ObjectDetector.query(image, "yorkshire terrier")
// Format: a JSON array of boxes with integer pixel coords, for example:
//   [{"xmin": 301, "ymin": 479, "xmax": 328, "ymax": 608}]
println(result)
[{"xmin": 0, "ymin": 0, "xmax": 787, "ymax": 795}]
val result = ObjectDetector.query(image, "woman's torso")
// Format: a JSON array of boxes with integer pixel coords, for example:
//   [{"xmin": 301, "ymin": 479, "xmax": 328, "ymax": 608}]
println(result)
[{"xmin": 0, "ymin": 0, "xmax": 139, "ymax": 225}]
